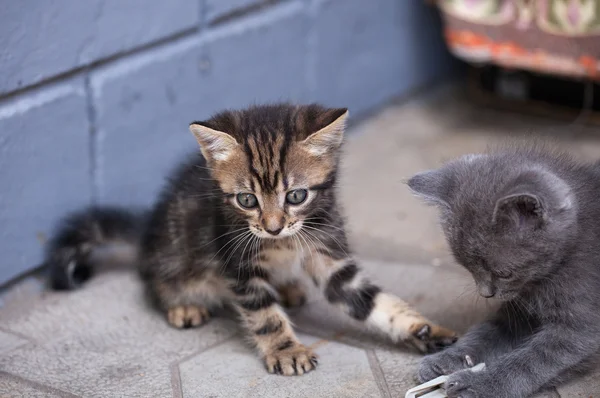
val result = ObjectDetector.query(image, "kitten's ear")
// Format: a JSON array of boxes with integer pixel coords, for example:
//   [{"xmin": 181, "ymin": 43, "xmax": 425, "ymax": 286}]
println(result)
[
  {"xmin": 492, "ymin": 192, "xmax": 545, "ymax": 229},
  {"xmin": 189, "ymin": 122, "xmax": 238, "ymax": 163},
  {"xmin": 302, "ymin": 108, "xmax": 348, "ymax": 155},
  {"xmin": 407, "ymin": 168, "xmax": 451, "ymax": 208},
  {"xmin": 492, "ymin": 169, "xmax": 574, "ymax": 230}
]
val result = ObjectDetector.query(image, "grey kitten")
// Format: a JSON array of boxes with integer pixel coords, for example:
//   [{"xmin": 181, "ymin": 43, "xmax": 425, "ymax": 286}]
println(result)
[{"xmin": 407, "ymin": 146, "xmax": 600, "ymax": 398}]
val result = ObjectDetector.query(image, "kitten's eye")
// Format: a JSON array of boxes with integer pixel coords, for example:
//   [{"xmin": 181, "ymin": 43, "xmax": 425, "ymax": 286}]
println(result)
[
  {"xmin": 285, "ymin": 189, "xmax": 308, "ymax": 205},
  {"xmin": 237, "ymin": 193, "xmax": 258, "ymax": 209},
  {"xmin": 495, "ymin": 270, "xmax": 513, "ymax": 279}
]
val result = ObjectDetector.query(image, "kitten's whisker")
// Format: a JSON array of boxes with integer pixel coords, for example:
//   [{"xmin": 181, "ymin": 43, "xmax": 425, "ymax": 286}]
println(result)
[
  {"xmin": 301, "ymin": 228, "xmax": 332, "ymax": 257},
  {"xmin": 210, "ymin": 231, "xmax": 253, "ymax": 274},
  {"xmin": 223, "ymin": 239, "xmax": 250, "ymax": 283},
  {"xmin": 246, "ymin": 235, "xmax": 260, "ymax": 265},
  {"xmin": 251, "ymin": 234, "xmax": 261, "ymax": 267},
  {"xmin": 237, "ymin": 234, "xmax": 256, "ymax": 285},
  {"xmin": 307, "ymin": 207, "xmax": 341, "ymax": 223},
  {"xmin": 291, "ymin": 234, "xmax": 303, "ymax": 263},
  {"xmin": 228, "ymin": 233, "xmax": 253, "ymax": 267},
  {"xmin": 299, "ymin": 230, "xmax": 319, "ymax": 255},
  {"xmin": 216, "ymin": 232, "xmax": 251, "ymax": 264},
  {"xmin": 299, "ymin": 229, "xmax": 322, "ymax": 262},
  {"xmin": 297, "ymin": 230, "xmax": 317, "ymax": 271},
  {"xmin": 514, "ymin": 296, "xmax": 534, "ymax": 334},
  {"xmin": 455, "ymin": 283, "xmax": 476, "ymax": 301},
  {"xmin": 295, "ymin": 230, "xmax": 309, "ymax": 255},
  {"xmin": 302, "ymin": 219, "xmax": 346, "ymax": 233},
  {"xmin": 188, "ymin": 227, "xmax": 250, "ymax": 252},
  {"xmin": 506, "ymin": 301, "xmax": 517, "ymax": 336},
  {"xmin": 300, "ymin": 225, "xmax": 349, "ymax": 257},
  {"xmin": 222, "ymin": 232, "xmax": 253, "ymax": 275}
]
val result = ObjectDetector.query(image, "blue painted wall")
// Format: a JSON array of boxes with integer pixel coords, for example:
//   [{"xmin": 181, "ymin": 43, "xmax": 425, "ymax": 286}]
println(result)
[{"xmin": 0, "ymin": 0, "xmax": 456, "ymax": 284}]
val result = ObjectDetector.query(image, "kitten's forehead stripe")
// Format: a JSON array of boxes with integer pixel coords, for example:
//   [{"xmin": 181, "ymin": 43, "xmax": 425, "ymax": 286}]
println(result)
[
  {"xmin": 272, "ymin": 170, "xmax": 280, "ymax": 192},
  {"xmin": 244, "ymin": 141, "xmax": 263, "ymax": 191},
  {"xmin": 242, "ymin": 127, "xmax": 288, "ymax": 193}
]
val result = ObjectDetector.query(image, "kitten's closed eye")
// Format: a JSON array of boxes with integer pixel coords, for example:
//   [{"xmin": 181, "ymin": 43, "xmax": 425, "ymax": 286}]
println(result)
[
  {"xmin": 494, "ymin": 269, "xmax": 513, "ymax": 279},
  {"xmin": 476, "ymin": 257, "xmax": 512, "ymax": 279}
]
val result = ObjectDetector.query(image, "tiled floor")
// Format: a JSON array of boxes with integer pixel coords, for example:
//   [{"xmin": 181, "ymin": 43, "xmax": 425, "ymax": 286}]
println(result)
[{"xmin": 1, "ymin": 85, "xmax": 599, "ymax": 397}]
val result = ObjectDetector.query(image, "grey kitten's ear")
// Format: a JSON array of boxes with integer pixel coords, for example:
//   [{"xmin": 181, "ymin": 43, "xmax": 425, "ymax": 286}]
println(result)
[
  {"xmin": 189, "ymin": 122, "xmax": 238, "ymax": 163},
  {"xmin": 492, "ymin": 169, "xmax": 574, "ymax": 230},
  {"xmin": 492, "ymin": 192, "xmax": 545, "ymax": 229},
  {"xmin": 302, "ymin": 108, "xmax": 348, "ymax": 155},
  {"xmin": 406, "ymin": 168, "xmax": 451, "ymax": 208}
]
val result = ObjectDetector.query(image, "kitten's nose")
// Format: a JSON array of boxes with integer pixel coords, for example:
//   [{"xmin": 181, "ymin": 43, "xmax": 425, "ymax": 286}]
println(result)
[
  {"xmin": 478, "ymin": 283, "xmax": 496, "ymax": 298},
  {"xmin": 262, "ymin": 213, "xmax": 284, "ymax": 236},
  {"xmin": 265, "ymin": 227, "xmax": 283, "ymax": 236}
]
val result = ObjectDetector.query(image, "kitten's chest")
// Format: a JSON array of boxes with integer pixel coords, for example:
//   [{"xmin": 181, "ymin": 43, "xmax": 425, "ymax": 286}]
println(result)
[{"xmin": 260, "ymin": 240, "xmax": 305, "ymax": 283}]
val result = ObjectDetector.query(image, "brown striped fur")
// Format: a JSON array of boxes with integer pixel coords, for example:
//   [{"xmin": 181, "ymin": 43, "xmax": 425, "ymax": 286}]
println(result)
[{"xmin": 46, "ymin": 104, "xmax": 456, "ymax": 376}]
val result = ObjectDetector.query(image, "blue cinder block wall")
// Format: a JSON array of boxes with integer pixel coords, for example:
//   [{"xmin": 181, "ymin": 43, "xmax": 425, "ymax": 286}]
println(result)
[{"xmin": 0, "ymin": 0, "xmax": 456, "ymax": 284}]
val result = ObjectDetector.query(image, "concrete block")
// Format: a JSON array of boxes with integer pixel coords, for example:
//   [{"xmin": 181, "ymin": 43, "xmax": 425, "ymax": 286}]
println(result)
[
  {"xmin": 0, "ymin": 330, "xmax": 28, "ymax": 355},
  {"xmin": 200, "ymin": 2, "xmax": 310, "ymax": 111},
  {"xmin": 91, "ymin": 2, "xmax": 310, "ymax": 206},
  {"xmin": 0, "ymin": 272, "xmax": 237, "ymax": 397},
  {"xmin": 0, "ymin": 0, "xmax": 199, "ymax": 95},
  {"xmin": 313, "ymin": 0, "xmax": 455, "ymax": 115},
  {"xmin": 0, "ymin": 275, "xmax": 44, "ymax": 310},
  {"xmin": 0, "ymin": 373, "xmax": 68, "ymax": 398},
  {"xmin": 0, "ymin": 81, "xmax": 91, "ymax": 284},
  {"xmin": 557, "ymin": 365, "xmax": 600, "ymax": 398},
  {"xmin": 179, "ymin": 334, "xmax": 382, "ymax": 397},
  {"xmin": 375, "ymin": 349, "xmax": 421, "ymax": 396}
]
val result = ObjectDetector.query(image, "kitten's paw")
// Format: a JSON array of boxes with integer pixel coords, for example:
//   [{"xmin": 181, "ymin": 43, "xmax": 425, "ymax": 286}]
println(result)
[
  {"xmin": 418, "ymin": 350, "xmax": 471, "ymax": 382},
  {"xmin": 445, "ymin": 369, "xmax": 492, "ymax": 398},
  {"xmin": 264, "ymin": 343, "xmax": 318, "ymax": 376},
  {"xmin": 167, "ymin": 305, "xmax": 210, "ymax": 329},
  {"xmin": 277, "ymin": 282, "xmax": 307, "ymax": 308},
  {"xmin": 408, "ymin": 323, "xmax": 458, "ymax": 354}
]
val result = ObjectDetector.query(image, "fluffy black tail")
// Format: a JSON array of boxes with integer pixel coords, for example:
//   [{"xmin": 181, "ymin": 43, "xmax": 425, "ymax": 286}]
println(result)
[{"xmin": 46, "ymin": 206, "xmax": 147, "ymax": 290}]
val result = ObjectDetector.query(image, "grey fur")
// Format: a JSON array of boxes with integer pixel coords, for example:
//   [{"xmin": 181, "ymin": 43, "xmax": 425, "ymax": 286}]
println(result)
[{"xmin": 408, "ymin": 146, "xmax": 600, "ymax": 398}]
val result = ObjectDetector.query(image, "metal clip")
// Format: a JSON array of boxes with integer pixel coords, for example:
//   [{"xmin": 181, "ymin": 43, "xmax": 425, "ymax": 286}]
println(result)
[{"xmin": 404, "ymin": 363, "xmax": 486, "ymax": 398}]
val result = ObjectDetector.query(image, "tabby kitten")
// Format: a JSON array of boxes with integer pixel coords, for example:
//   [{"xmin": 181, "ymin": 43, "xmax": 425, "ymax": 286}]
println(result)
[
  {"xmin": 47, "ymin": 104, "xmax": 456, "ymax": 376},
  {"xmin": 408, "ymin": 147, "xmax": 600, "ymax": 397}
]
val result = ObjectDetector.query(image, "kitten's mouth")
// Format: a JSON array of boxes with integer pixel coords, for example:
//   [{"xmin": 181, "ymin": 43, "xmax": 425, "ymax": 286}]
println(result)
[
  {"xmin": 492, "ymin": 290, "xmax": 519, "ymax": 301},
  {"xmin": 251, "ymin": 228, "xmax": 297, "ymax": 240},
  {"xmin": 250, "ymin": 221, "xmax": 303, "ymax": 240}
]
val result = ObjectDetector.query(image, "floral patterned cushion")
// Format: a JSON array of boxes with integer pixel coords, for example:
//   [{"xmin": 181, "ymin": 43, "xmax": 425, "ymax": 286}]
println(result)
[{"xmin": 436, "ymin": 0, "xmax": 600, "ymax": 79}]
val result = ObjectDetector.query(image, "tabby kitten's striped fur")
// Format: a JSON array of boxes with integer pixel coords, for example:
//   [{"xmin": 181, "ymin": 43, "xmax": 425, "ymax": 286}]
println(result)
[{"xmin": 47, "ymin": 104, "xmax": 456, "ymax": 376}]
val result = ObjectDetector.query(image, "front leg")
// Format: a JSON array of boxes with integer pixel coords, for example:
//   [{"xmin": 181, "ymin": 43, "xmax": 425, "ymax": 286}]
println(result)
[
  {"xmin": 277, "ymin": 280, "xmax": 307, "ymax": 308},
  {"xmin": 419, "ymin": 303, "xmax": 533, "ymax": 382},
  {"xmin": 444, "ymin": 323, "xmax": 599, "ymax": 398},
  {"xmin": 231, "ymin": 271, "xmax": 317, "ymax": 376},
  {"xmin": 419, "ymin": 319, "xmax": 513, "ymax": 382},
  {"xmin": 307, "ymin": 256, "xmax": 457, "ymax": 353}
]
